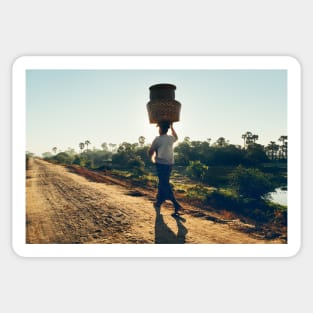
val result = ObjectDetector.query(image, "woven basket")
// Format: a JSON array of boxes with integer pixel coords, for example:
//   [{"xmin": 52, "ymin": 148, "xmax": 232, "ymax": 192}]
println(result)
[
  {"xmin": 147, "ymin": 100, "xmax": 181, "ymax": 123},
  {"xmin": 146, "ymin": 83, "xmax": 181, "ymax": 124}
]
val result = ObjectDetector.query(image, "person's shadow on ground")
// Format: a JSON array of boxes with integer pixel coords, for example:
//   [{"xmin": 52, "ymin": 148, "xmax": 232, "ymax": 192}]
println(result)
[{"xmin": 154, "ymin": 205, "xmax": 188, "ymax": 244}]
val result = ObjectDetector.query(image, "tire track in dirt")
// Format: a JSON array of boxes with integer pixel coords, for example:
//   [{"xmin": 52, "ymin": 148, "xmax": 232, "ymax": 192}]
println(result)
[{"xmin": 26, "ymin": 159, "xmax": 143, "ymax": 243}]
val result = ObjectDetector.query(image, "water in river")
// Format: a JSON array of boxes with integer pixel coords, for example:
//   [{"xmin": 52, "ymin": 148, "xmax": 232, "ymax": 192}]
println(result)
[{"xmin": 268, "ymin": 187, "xmax": 287, "ymax": 206}]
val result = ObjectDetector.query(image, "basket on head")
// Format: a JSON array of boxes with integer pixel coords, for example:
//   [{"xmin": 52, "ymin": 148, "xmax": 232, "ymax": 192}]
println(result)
[{"xmin": 146, "ymin": 83, "xmax": 181, "ymax": 124}]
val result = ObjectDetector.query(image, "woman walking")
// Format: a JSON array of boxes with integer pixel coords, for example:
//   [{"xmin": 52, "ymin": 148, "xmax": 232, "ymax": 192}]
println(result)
[{"xmin": 148, "ymin": 121, "xmax": 183, "ymax": 216}]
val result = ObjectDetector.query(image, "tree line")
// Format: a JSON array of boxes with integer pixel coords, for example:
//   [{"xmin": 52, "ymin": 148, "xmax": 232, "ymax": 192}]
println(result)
[
  {"xmin": 40, "ymin": 132, "xmax": 287, "ymax": 171},
  {"xmin": 174, "ymin": 133, "xmax": 287, "ymax": 168},
  {"xmin": 39, "ymin": 132, "xmax": 288, "ymax": 197}
]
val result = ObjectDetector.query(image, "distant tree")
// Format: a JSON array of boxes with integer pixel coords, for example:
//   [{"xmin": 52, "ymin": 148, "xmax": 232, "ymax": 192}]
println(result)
[
  {"xmin": 278, "ymin": 135, "xmax": 288, "ymax": 145},
  {"xmin": 244, "ymin": 143, "xmax": 269, "ymax": 165},
  {"xmin": 138, "ymin": 136, "xmax": 146, "ymax": 147},
  {"xmin": 42, "ymin": 152, "xmax": 53, "ymax": 159},
  {"xmin": 26, "ymin": 151, "xmax": 35, "ymax": 169},
  {"xmin": 53, "ymin": 152, "xmax": 74, "ymax": 165},
  {"xmin": 242, "ymin": 133, "xmax": 247, "ymax": 149},
  {"xmin": 135, "ymin": 146, "xmax": 150, "ymax": 164},
  {"xmin": 84, "ymin": 140, "xmax": 91, "ymax": 152},
  {"xmin": 174, "ymin": 139, "xmax": 192, "ymax": 165},
  {"xmin": 251, "ymin": 134, "xmax": 259, "ymax": 143},
  {"xmin": 214, "ymin": 137, "xmax": 228, "ymax": 147},
  {"xmin": 117, "ymin": 142, "xmax": 133, "ymax": 153},
  {"xmin": 190, "ymin": 140, "xmax": 213, "ymax": 164},
  {"xmin": 242, "ymin": 132, "xmax": 250, "ymax": 149},
  {"xmin": 101, "ymin": 142, "xmax": 108, "ymax": 151},
  {"xmin": 184, "ymin": 136, "xmax": 191, "ymax": 143},
  {"xmin": 265, "ymin": 141, "xmax": 279, "ymax": 160},
  {"xmin": 112, "ymin": 151, "xmax": 128, "ymax": 168},
  {"xmin": 281, "ymin": 141, "xmax": 288, "ymax": 160},
  {"xmin": 113, "ymin": 142, "xmax": 135, "ymax": 168},
  {"xmin": 109, "ymin": 143, "xmax": 117, "ymax": 152},
  {"xmin": 66, "ymin": 147, "xmax": 76, "ymax": 156},
  {"xmin": 278, "ymin": 136, "xmax": 288, "ymax": 159},
  {"xmin": 245, "ymin": 132, "xmax": 254, "ymax": 146},
  {"xmin": 242, "ymin": 131, "xmax": 259, "ymax": 149},
  {"xmin": 90, "ymin": 149, "xmax": 112, "ymax": 169},
  {"xmin": 210, "ymin": 144, "xmax": 244, "ymax": 166},
  {"xmin": 26, "ymin": 151, "xmax": 35, "ymax": 158},
  {"xmin": 242, "ymin": 131, "xmax": 252, "ymax": 149},
  {"xmin": 52, "ymin": 147, "xmax": 57, "ymax": 154},
  {"xmin": 79, "ymin": 142, "xmax": 85, "ymax": 153}
]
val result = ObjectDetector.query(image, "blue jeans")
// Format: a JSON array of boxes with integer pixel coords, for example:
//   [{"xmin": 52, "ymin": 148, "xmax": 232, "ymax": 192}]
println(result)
[{"xmin": 155, "ymin": 163, "xmax": 180, "ymax": 209}]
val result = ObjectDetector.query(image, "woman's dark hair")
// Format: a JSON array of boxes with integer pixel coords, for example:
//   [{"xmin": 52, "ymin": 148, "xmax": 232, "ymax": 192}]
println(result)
[{"xmin": 158, "ymin": 121, "xmax": 170, "ymax": 134}]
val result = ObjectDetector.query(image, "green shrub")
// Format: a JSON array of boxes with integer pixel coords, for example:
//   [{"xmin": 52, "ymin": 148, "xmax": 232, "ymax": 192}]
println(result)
[
  {"xmin": 52, "ymin": 152, "xmax": 74, "ymax": 165},
  {"xmin": 205, "ymin": 166, "xmax": 233, "ymax": 186},
  {"xmin": 186, "ymin": 161, "xmax": 208, "ymax": 182},
  {"xmin": 127, "ymin": 156, "xmax": 146, "ymax": 177},
  {"xmin": 229, "ymin": 165, "xmax": 275, "ymax": 200},
  {"xmin": 186, "ymin": 184, "xmax": 210, "ymax": 201}
]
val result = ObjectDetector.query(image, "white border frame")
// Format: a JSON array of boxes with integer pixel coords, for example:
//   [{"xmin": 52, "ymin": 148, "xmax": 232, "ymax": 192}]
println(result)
[{"xmin": 12, "ymin": 56, "xmax": 301, "ymax": 257}]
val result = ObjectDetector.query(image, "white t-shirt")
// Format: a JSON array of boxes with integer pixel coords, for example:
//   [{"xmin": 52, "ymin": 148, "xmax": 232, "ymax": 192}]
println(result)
[{"xmin": 150, "ymin": 134, "xmax": 177, "ymax": 165}]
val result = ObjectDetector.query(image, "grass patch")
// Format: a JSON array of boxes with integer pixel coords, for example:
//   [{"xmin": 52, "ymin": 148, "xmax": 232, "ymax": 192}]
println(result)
[
  {"xmin": 186, "ymin": 184, "xmax": 215, "ymax": 202},
  {"xmin": 111, "ymin": 169, "xmax": 158, "ymax": 188}
]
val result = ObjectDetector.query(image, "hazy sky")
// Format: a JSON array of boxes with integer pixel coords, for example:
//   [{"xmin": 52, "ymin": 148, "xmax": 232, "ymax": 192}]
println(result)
[{"xmin": 26, "ymin": 69, "xmax": 287, "ymax": 156}]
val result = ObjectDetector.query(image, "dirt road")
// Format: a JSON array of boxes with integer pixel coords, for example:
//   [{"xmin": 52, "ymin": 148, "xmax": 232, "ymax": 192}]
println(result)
[{"xmin": 26, "ymin": 159, "xmax": 283, "ymax": 244}]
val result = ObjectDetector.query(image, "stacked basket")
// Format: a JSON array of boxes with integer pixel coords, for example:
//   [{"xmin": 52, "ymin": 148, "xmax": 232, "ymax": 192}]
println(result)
[{"xmin": 146, "ymin": 83, "xmax": 181, "ymax": 124}]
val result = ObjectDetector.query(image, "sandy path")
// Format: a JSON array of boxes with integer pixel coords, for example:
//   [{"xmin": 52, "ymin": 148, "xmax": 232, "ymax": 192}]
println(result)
[{"xmin": 26, "ymin": 158, "xmax": 282, "ymax": 244}]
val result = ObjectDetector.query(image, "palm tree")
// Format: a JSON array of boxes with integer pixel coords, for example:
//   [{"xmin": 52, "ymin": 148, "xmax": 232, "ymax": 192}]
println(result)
[
  {"xmin": 79, "ymin": 142, "xmax": 85, "ymax": 153},
  {"xmin": 84, "ymin": 140, "xmax": 91, "ymax": 152},
  {"xmin": 278, "ymin": 135, "xmax": 287, "ymax": 144},
  {"xmin": 52, "ymin": 147, "xmax": 57, "ymax": 154},
  {"xmin": 266, "ymin": 141, "xmax": 279, "ymax": 160},
  {"xmin": 245, "ymin": 132, "xmax": 254, "ymax": 145},
  {"xmin": 242, "ymin": 131, "xmax": 258, "ymax": 148},
  {"xmin": 252, "ymin": 134, "xmax": 259, "ymax": 143},
  {"xmin": 282, "ymin": 141, "xmax": 288, "ymax": 160},
  {"xmin": 242, "ymin": 133, "xmax": 247, "ymax": 149},
  {"xmin": 242, "ymin": 131, "xmax": 253, "ymax": 148},
  {"xmin": 278, "ymin": 136, "xmax": 288, "ymax": 159}
]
